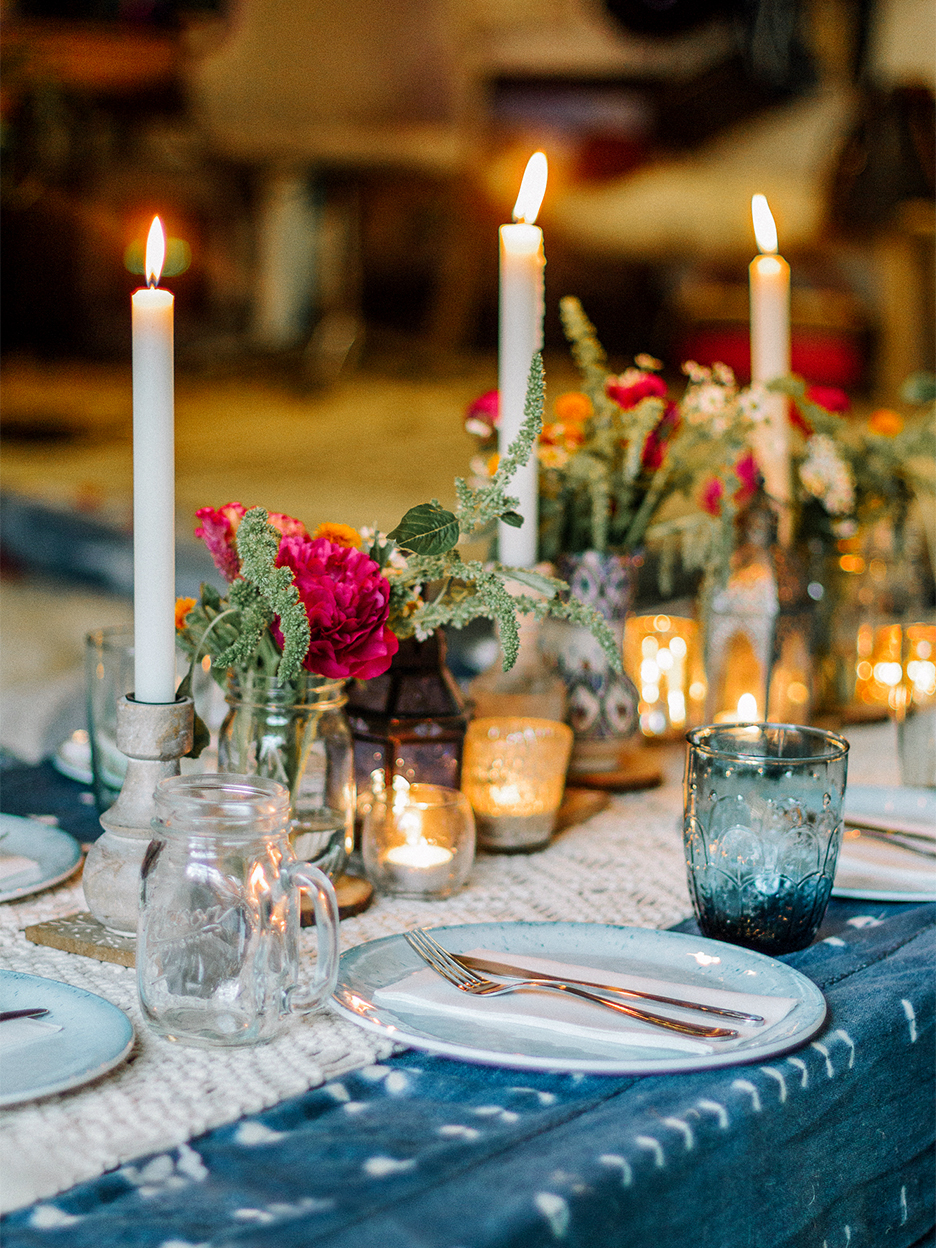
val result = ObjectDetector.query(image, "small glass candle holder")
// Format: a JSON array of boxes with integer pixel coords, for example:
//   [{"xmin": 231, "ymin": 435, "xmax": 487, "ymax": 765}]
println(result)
[
  {"xmin": 362, "ymin": 781, "xmax": 475, "ymax": 899},
  {"xmin": 683, "ymin": 723, "xmax": 849, "ymax": 955},
  {"xmin": 461, "ymin": 717, "xmax": 573, "ymax": 853},
  {"xmin": 895, "ymin": 620, "xmax": 936, "ymax": 787},
  {"xmin": 624, "ymin": 613, "xmax": 706, "ymax": 739}
]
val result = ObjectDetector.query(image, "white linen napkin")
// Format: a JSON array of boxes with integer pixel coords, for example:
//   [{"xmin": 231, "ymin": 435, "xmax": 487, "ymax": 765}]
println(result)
[
  {"xmin": 0, "ymin": 1018, "xmax": 63, "ymax": 1057},
  {"xmin": 375, "ymin": 947, "xmax": 798, "ymax": 1055},
  {"xmin": 836, "ymin": 834, "xmax": 936, "ymax": 895}
]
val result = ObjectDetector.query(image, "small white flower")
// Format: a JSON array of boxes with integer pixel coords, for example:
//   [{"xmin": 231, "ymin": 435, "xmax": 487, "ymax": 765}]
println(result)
[
  {"xmin": 799, "ymin": 434, "xmax": 855, "ymax": 515},
  {"xmin": 737, "ymin": 384, "xmax": 771, "ymax": 423}
]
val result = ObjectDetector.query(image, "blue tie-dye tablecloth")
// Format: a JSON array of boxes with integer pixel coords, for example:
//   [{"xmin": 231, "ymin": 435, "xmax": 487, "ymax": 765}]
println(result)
[{"xmin": 1, "ymin": 761, "xmax": 933, "ymax": 1248}]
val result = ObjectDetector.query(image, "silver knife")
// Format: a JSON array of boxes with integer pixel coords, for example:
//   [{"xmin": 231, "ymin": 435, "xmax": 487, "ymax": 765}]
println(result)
[
  {"xmin": 0, "ymin": 1008, "xmax": 49, "ymax": 1022},
  {"xmin": 456, "ymin": 954, "xmax": 765, "ymax": 1024}
]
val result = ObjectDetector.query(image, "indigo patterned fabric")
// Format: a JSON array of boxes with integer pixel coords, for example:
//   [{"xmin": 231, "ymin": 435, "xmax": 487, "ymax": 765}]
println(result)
[{"xmin": 2, "ymin": 899, "xmax": 933, "ymax": 1248}]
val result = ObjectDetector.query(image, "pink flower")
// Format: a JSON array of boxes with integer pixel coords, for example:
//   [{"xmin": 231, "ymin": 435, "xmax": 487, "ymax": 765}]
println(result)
[
  {"xmin": 273, "ymin": 536, "xmax": 399, "ymax": 680},
  {"xmin": 195, "ymin": 502, "xmax": 247, "ymax": 582},
  {"xmin": 641, "ymin": 401, "xmax": 680, "ymax": 472},
  {"xmin": 700, "ymin": 452, "xmax": 760, "ymax": 516},
  {"xmin": 606, "ymin": 371, "xmax": 667, "ymax": 411},
  {"xmin": 268, "ymin": 512, "xmax": 310, "ymax": 540},
  {"xmin": 465, "ymin": 390, "xmax": 499, "ymax": 438}
]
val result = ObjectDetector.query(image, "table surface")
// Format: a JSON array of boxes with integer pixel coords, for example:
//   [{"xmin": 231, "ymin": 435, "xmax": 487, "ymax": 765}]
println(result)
[{"xmin": 0, "ymin": 723, "xmax": 933, "ymax": 1248}]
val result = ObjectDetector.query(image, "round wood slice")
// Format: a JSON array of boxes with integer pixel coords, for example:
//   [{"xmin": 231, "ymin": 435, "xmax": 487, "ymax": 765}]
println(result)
[
  {"xmin": 301, "ymin": 873, "xmax": 374, "ymax": 923},
  {"xmin": 568, "ymin": 747, "xmax": 664, "ymax": 792}
]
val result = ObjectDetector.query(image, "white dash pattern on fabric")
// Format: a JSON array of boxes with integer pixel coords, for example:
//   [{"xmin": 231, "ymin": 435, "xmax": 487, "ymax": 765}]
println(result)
[
  {"xmin": 901, "ymin": 999, "xmax": 918, "ymax": 1043},
  {"xmin": 661, "ymin": 1118, "xmax": 694, "ymax": 1150},
  {"xmin": 760, "ymin": 1067, "xmax": 787, "ymax": 1103},
  {"xmin": 534, "ymin": 1192, "xmax": 570, "ymax": 1238},
  {"xmin": 598, "ymin": 1155, "xmax": 633, "ymax": 1186},
  {"xmin": 731, "ymin": 1080, "xmax": 762, "ymax": 1112},
  {"xmin": 634, "ymin": 1136, "xmax": 666, "ymax": 1168},
  {"xmin": 695, "ymin": 1099, "xmax": 729, "ymax": 1129}
]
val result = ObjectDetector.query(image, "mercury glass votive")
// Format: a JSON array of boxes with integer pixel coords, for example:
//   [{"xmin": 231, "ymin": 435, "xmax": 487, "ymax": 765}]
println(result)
[
  {"xmin": 362, "ymin": 781, "xmax": 475, "ymax": 899},
  {"xmin": 461, "ymin": 717, "xmax": 573, "ymax": 853},
  {"xmin": 683, "ymin": 723, "xmax": 849, "ymax": 955},
  {"xmin": 624, "ymin": 614, "xmax": 706, "ymax": 739}
]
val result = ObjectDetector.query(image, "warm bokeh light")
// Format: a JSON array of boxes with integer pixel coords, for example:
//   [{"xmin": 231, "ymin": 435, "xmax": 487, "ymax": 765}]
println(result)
[
  {"xmin": 751, "ymin": 193, "xmax": 778, "ymax": 254},
  {"xmin": 145, "ymin": 216, "xmax": 166, "ymax": 287},
  {"xmin": 513, "ymin": 152, "xmax": 548, "ymax": 224}
]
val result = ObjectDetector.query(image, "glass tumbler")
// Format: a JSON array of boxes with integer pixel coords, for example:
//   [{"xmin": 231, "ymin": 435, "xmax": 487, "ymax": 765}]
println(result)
[
  {"xmin": 683, "ymin": 724, "xmax": 849, "ymax": 954},
  {"xmin": 137, "ymin": 774, "xmax": 339, "ymax": 1047}
]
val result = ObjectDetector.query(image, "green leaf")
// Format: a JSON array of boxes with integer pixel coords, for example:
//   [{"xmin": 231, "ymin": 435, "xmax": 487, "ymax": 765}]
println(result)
[
  {"xmin": 387, "ymin": 503, "xmax": 460, "ymax": 555},
  {"xmin": 501, "ymin": 568, "xmax": 559, "ymax": 597},
  {"xmin": 500, "ymin": 510, "xmax": 524, "ymax": 529},
  {"xmin": 175, "ymin": 662, "xmax": 211, "ymax": 759}
]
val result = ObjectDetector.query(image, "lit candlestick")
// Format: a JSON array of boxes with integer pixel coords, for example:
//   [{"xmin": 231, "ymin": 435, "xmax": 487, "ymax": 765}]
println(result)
[
  {"xmin": 132, "ymin": 217, "xmax": 177, "ymax": 704},
  {"xmin": 749, "ymin": 194, "xmax": 792, "ymax": 545},
  {"xmin": 498, "ymin": 152, "xmax": 547, "ymax": 568},
  {"xmin": 714, "ymin": 692, "xmax": 760, "ymax": 724}
]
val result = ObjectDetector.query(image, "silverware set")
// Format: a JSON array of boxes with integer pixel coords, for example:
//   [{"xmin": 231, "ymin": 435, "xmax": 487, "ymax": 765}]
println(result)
[
  {"xmin": 845, "ymin": 823, "xmax": 936, "ymax": 859},
  {"xmin": 404, "ymin": 927, "xmax": 756, "ymax": 1040}
]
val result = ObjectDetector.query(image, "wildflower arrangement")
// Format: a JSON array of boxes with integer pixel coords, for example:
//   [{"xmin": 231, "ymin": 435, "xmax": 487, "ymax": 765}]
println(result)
[
  {"xmin": 778, "ymin": 373, "xmax": 936, "ymax": 546},
  {"xmin": 174, "ymin": 354, "xmax": 621, "ymax": 745},
  {"xmin": 466, "ymin": 297, "xmax": 761, "ymax": 597}
]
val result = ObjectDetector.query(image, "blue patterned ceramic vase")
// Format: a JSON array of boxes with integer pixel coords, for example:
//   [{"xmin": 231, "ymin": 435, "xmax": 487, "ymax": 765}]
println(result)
[{"xmin": 540, "ymin": 550, "xmax": 641, "ymax": 773}]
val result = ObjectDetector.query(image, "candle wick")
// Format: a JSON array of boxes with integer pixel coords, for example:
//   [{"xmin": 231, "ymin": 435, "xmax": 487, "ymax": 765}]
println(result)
[{"xmin": 147, "ymin": 274, "xmax": 158, "ymax": 290}]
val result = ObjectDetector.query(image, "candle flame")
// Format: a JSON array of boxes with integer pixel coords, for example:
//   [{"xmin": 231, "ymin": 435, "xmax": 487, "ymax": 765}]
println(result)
[
  {"xmin": 145, "ymin": 216, "xmax": 166, "ymax": 287},
  {"xmin": 751, "ymin": 194, "xmax": 778, "ymax": 255},
  {"xmin": 513, "ymin": 152, "xmax": 548, "ymax": 224},
  {"xmin": 737, "ymin": 692, "xmax": 759, "ymax": 721}
]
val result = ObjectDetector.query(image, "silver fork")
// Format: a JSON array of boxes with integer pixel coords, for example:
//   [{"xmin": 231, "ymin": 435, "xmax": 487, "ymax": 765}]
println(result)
[{"xmin": 404, "ymin": 929, "xmax": 739, "ymax": 1040}]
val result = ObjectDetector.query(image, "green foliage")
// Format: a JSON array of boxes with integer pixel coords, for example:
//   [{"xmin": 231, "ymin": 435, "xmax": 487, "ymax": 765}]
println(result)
[{"xmin": 387, "ymin": 502, "xmax": 460, "ymax": 555}]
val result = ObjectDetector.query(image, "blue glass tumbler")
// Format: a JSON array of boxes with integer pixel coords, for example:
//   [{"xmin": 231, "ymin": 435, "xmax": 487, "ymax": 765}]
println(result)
[{"xmin": 683, "ymin": 724, "xmax": 849, "ymax": 954}]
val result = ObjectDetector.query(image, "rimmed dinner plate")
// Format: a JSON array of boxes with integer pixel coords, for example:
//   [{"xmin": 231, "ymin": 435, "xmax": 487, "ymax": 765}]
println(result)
[
  {"xmin": 331, "ymin": 921, "xmax": 827, "ymax": 1075},
  {"xmin": 0, "ymin": 814, "xmax": 83, "ymax": 903},
  {"xmin": 0, "ymin": 970, "xmax": 134, "ymax": 1107},
  {"xmin": 835, "ymin": 784, "xmax": 936, "ymax": 902}
]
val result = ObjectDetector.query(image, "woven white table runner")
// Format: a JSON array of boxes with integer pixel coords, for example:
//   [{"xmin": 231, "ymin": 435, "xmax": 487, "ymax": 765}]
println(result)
[{"xmin": 0, "ymin": 773, "xmax": 693, "ymax": 1214}]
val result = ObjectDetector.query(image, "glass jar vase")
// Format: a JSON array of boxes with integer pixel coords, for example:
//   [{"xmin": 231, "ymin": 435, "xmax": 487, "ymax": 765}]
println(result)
[{"xmin": 217, "ymin": 670, "xmax": 354, "ymax": 880}]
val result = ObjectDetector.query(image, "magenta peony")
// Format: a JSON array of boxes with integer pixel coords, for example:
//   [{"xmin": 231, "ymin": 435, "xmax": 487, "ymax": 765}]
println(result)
[
  {"xmin": 273, "ymin": 535, "xmax": 399, "ymax": 680},
  {"xmin": 464, "ymin": 389, "xmax": 500, "ymax": 439},
  {"xmin": 640, "ymin": 400, "xmax": 680, "ymax": 472},
  {"xmin": 700, "ymin": 451, "xmax": 760, "ymax": 516},
  {"xmin": 195, "ymin": 502, "xmax": 247, "ymax": 582}
]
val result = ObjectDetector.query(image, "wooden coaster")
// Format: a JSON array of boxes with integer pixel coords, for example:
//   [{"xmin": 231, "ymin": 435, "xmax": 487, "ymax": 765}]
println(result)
[
  {"xmin": 554, "ymin": 787, "xmax": 611, "ymax": 830},
  {"xmin": 301, "ymin": 873, "xmax": 374, "ymax": 925},
  {"xmin": 568, "ymin": 746, "xmax": 664, "ymax": 792},
  {"xmin": 24, "ymin": 912, "xmax": 136, "ymax": 966}
]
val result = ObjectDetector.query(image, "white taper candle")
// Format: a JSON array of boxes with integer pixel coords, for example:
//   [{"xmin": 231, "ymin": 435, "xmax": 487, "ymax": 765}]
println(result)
[
  {"xmin": 131, "ymin": 217, "xmax": 177, "ymax": 704},
  {"xmin": 498, "ymin": 153, "xmax": 547, "ymax": 568}
]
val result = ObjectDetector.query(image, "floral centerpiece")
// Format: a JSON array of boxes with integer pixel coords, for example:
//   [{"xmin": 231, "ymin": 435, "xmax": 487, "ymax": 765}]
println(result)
[{"xmin": 466, "ymin": 297, "xmax": 760, "ymax": 600}]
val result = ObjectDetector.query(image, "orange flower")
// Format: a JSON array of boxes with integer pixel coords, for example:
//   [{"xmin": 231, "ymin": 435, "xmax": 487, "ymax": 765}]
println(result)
[
  {"xmin": 175, "ymin": 597, "xmax": 196, "ymax": 630},
  {"xmin": 312, "ymin": 522, "xmax": 362, "ymax": 549},
  {"xmin": 554, "ymin": 391, "xmax": 592, "ymax": 424},
  {"xmin": 487, "ymin": 452, "xmax": 500, "ymax": 476},
  {"xmin": 868, "ymin": 408, "xmax": 904, "ymax": 437}
]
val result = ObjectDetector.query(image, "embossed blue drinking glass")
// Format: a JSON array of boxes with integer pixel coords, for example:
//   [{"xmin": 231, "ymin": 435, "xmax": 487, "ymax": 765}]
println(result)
[{"xmin": 683, "ymin": 724, "xmax": 849, "ymax": 954}]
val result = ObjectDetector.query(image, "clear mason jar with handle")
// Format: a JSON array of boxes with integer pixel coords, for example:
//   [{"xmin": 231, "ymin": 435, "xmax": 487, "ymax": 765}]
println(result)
[{"xmin": 137, "ymin": 773, "xmax": 339, "ymax": 1047}]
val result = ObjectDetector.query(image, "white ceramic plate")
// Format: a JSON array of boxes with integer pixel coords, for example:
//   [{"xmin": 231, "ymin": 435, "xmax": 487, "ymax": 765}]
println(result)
[
  {"xmin": 836, "ymin": 784, "xmax": 936, "ymax": 902},
  {"xmin": 0, "ymin": 814, "xmax": 83, "ymax": 903},
  {"xmin": 52, "ymin": 732, "xmax": 94, "ymax": 785},
  {"xmin": 0, "ymin": 970, "xmax": 134, "ymax": 1107},
  {"xmin": 331, "ymin": 921, "xmax": 827, "ymax": 1075}
]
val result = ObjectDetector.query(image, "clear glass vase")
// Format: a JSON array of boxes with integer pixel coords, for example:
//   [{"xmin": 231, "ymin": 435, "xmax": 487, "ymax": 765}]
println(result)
[{"xmin": 217, "ymin": 670, "xmax": 354, "ymax": 880}]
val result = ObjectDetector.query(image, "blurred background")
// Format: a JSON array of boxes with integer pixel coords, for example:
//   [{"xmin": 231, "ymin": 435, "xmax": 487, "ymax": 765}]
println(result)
[{"xmin": 1, "ymin": 0, "xmax": 934, "ymax": 761}]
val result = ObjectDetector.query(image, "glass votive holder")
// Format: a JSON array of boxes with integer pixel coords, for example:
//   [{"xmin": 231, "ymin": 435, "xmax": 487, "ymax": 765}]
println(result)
[
  {"xmin": 362, "ymin": 781, "xmax": 475, "ymax": 899},
  {"xmin": 461, "ymin": 716, "xmax": 573, "ymax": 853},
  {"xmin": 895, "ymin": 620, "xmax": 936, "ymax": 787},
  {"xmin": 683, "ymin": 723, "xmax": 849, "ymax": 955},
  {"xmin": 624, "ymin": 613, "xmax": 706, "ymax": 739}
]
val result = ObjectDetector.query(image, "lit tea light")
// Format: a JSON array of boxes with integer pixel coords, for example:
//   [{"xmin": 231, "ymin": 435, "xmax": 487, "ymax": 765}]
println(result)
[
  {"xmin": 362, "ymin": 781, "xmax": 475, "ymax": 899},
  {"xmin": 461, "ymin": 717, "xmax": 573, "ymax": 852},
  {"xmin": 624, "ymin": 615, "xmax": 705, "ymax": 739}
]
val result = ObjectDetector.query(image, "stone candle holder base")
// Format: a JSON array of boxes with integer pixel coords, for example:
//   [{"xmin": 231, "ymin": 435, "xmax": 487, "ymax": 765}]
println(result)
[{"xmin": 82, "ymin": 694, "xmax": 193, "ymax": 937}]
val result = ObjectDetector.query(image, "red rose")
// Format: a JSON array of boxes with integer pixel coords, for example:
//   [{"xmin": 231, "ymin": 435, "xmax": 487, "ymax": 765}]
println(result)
[
  {"xmin": 641, "ymin": 401, "xmax": 680, "ymax": 472},
  {"xmin": 606, "ymin": 372, "xmax": 667, "ymax": 411},
  {"xmin": 273, "ymin": 536, "xmax": 398, "ymax": 680}
]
